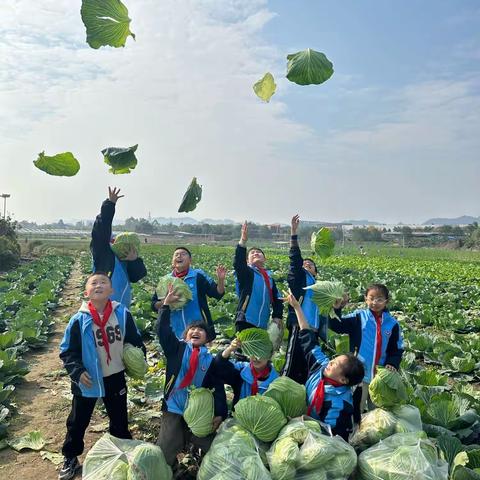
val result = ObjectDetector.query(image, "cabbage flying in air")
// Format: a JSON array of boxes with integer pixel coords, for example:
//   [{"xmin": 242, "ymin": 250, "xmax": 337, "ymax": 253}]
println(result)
[
  {"xmin": 128, "ymin": 443, "xmax": 172, "ymax": 480},
  {"xmin": 183, "ymin": 387, "xmax": 214, "ymax": 438},
  {"xmin": 33, "ymin": 151, "xmax": 80, "ymax": 177},
  {"xmin": 237, "ymin": 328, "xmax": 273, "ymax": 360},
  {"xmin": 304, "ymin": 280, "xmax": 346, "ymax": 318},
  {"xmin": 369, "ymin": 366, "xmax": 408, "ymax": 409},
  {"xmin": 156, "ymin": 275, "xmax": 193, "ymax": 311},
  {"xmin": 111, "ymin": 232, "xmax": 141, "ymax": 260},
  {"xmin": 123, "ymin": 343, "xmax": 147, "ymax": 380},
  {"xmin": 253, "ymin": 73, "xmax": 276, "ymax": 102},
  {"xmin": 264, "ymin": 377, "xmax": 307, "ymax": 419},
  {"xmin": 102, "ymin": 145, "xmax": 138, "ymax": 174},
  {"xmin": 233, "ymin": 395, "xmax": 286, "ymax": 442},
  {"xmin": 310, "ymin": 227, "xmax": 335, "ymax": 258},
  {"xmin": 81, "ymin": 0, "xmax": 135, "ymax": 49},
  {"xmin": 178, "ymin": 177, "xmax": 202, "ymax": 213},
  {"xmin": 286, "ymin": 48, "xmax": 334, "ymax": 86}
]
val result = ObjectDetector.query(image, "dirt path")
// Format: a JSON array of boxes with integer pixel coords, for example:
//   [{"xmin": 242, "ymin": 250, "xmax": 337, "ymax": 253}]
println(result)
[{"xmin": 0, "ymin": 260, "xmax": 106, "ymax": 479}]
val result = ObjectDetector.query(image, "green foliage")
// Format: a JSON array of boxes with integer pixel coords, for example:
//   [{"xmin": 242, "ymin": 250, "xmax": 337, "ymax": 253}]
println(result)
[
  {"xmin": 7, "ymin": 430, "xmax": 46, "ymax": 451},
  {"xmin": 253, "ymin": 73, "xmax": 276, "ymax": 102},
  {"xmin": 102, "ymin": 145, "xmax": 138, "ymax": 174},
  {"xmin": 178, "ymin": 177, "xmax": 203, "ymax": 213},
  {"xmin": 310, "ymin": 227, "xmax": 335, "ymax": 259},
  {"xmin": 33, "ymin": 151, "xmax": 80, "ymax": 177},
  {"xmin": 304, "ymin": 280, "xmax": 345, "ymax": 318},
  {"xmin": 0, "ymin": 236, "xmax": 20, "ymax": 271},
  {"xmin": 81, "ymin": 0, "xmax": 135, "ymax": 49},
  {"xmin": 286, "ymin": 48, "xmax": 334, "ymax": 86},
  {"xmin": 237, "ymin": 328, "xmax": 273, "ymax": 360}
]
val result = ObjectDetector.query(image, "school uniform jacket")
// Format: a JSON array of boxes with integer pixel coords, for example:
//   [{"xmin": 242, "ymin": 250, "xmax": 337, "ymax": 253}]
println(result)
[
  {"xmin": 156, "ymin": 305, "xmax": 227, "ymax": 419},
  {"xmin": 213, "ymin": 354, "xmax": 279, "ymax": 406},
  {"xmin": 151, "ymin": 268, "xmax": 223, "ymax": 339},
  {"xmin": 329, "ymin": 308, "xmax": 404, "ymax": 383},
  {"xmin": 287, "ymin": 235, "xmax": 327, "ymax": 338},
  {"xmin": 299, "ymin": 329, "xmax": 354, "ymax": 441},
  {"xmin": 59, "ymin": 301, "xmax": 145, "ymax": 398},
  {"xmin": 91, "ymin": 199, "xmax": 147, "ymax": 307},
  {"xmin": 233, "ymin": 244, "xmax": 283, "ymax": 329}
]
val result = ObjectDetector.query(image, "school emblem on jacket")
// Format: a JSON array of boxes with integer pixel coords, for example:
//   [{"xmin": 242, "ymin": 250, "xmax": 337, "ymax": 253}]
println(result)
[
  {"xmin": 201, "ymin": 366, "xmax": 207, "ymax": 372},
  {"xmin": 385, "ymin": 330, "xmax": 391, "ymax": 336}
]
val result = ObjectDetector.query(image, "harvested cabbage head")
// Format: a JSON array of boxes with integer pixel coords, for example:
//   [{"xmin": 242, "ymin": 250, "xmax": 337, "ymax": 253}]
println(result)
[
  {"xmin": 156, "ymin": 276, "xmax": 193, "ymax": 311},
  {"xmin": 111, "ymin": 232, "xmax": 140, "ymax": 260}
]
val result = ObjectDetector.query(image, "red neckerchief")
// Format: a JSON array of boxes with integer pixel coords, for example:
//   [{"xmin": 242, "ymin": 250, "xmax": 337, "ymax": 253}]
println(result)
[
  {"xmin": 88, "ymin": 300, "xmax": 114, "ymax": 364},
  {"xmin": 178, "ymin": 346, "xmax": 200, "ymax": 389},
  {"xmin": 256, "ymin": 267, "xmax": 273, "ymax": 304},
  {"xmin": 372, "ymin": 310, "xmax": 383, "ymax": 374},
  {"xmin": 250, "ymin": 361, "xmax": 270, "ymax": 395},
  {"xmin": 307, "ymin": 376, "xmax": 344, "ymax": 416},
  {"xmin": 173, "ymin": 269, "xmax": 188, "ymax": 279}
]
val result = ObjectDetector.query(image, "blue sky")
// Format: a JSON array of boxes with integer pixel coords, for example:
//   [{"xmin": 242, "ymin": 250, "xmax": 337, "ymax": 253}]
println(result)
[{"xmin": 0, "ymin": 0, "xmax": 478, "ymax": 224}]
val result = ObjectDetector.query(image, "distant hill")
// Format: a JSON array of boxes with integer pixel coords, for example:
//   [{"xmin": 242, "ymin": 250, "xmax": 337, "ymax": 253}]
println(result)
[
  {"xmin": 341, "ymin": 219, "xmax": 382, "ymax": 226},
  {"xmin": 423, "ymin": 216, "xmax": 479, "ymax": 225},
  {"xmin": 151, "ymin": 217, "xmax": 237, "ymax": 226}
]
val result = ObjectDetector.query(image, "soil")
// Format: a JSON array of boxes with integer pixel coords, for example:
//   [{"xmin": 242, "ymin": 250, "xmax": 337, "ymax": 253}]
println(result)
[{"xmin": 0, "ymin": 260, "xmax": 106, "ymax": 479}]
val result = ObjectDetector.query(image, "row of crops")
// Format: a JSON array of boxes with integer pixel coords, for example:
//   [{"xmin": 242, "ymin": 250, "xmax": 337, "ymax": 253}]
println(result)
[
  {"xmin": 124, "ymin": 245, "xmax": 480, "ymax": 477},
  {"xmin": 0, "ymin": 255, "xmax": 74, "ymax": 443}
]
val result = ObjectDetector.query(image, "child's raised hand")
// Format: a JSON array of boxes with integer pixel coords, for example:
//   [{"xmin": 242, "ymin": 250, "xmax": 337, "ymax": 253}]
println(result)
[
  {"xmin": 291, "ymin": 214, "xmax": 300, "ymax": 235},
  {"xmin": 385, "ymin": 364, "xmax": 397, "ymax": 372},
  {"xmin": 124, "ymin": 245, "xmax": 138, "ymax": 261},
  {"xmin": 216, "ymin": 265, "xmax": 227, "ymax": 281},
  {"xmin": 163, "ymin": 284, "xmax": 180, "ymax": 306},
  {"xmin": 79, "ymin": 371, "xmax": 93, "ymax": 388},
  {"xmin": 283, "ymin": 289, "xmax": 300, "ymax": 308},
  {"xmin": 108, "ymin": 186, "xmax": 124, "ymax": 204},
  {"xmin": 212, "ymin": 416, "xmax": 223, "ymax": 431},
  {"xmin": 333, "ymin": 292, "xmax": 349, "ymax": 310},
  {"xmin": 230, "ymin": 338, "xmax": 241, "ymax": 351},
  {"xmin": 240, "ymin": 221, "xmax": 248, "ymax": 243}
]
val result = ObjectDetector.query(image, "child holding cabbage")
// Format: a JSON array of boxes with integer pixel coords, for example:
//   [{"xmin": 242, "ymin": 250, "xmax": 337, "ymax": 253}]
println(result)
[
  {"xmin": 214, "ymin": 336, "xmax": 279, "ymax": 407},
  {"xmin": 285, "ymin": 291, "xmax": 365, "ymax": 440},
  {"xmin": 90, "ymin": 187, "xmax": 147, "ymax": 307},
  {"xmin": 156, "ymin": 284, "xmax": 227, "ymax": 467},
  {"xmin": 329, "ymin": 283, "xmax": 404, "ymax": 420}
]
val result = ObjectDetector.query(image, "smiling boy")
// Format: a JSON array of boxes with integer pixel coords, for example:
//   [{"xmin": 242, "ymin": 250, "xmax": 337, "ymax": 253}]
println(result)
[{"xmin": 58, "ymin": 272, "xmax": 145, "ymax": 480}]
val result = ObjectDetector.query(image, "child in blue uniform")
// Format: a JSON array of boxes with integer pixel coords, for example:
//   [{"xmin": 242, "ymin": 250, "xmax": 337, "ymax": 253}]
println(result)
[
  {"xmin": 156, "ymin": 285, "xmax": 227, "ymax": 466},
  {"xmin": 214, "ymin": 337, "xmax": 279, "ymax": 408},
  {"xmin": 286, "ymin": 291, "xmax": 364, "ymax": 440}
]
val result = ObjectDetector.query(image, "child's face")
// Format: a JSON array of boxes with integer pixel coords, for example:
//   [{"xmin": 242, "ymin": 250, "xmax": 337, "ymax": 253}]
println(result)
[
  {"xmin": 248, "ymin": 249, "xmax": 266, "ymax": 268},
  {"xmin": 185, "ymin": 326, "xmax": 207, "ymax": 346},
  {"xmin": 324, "ymin": 355, "xmax": 349, "ymax": 384},
  {"xmin": 172, "ymin": 249, "xmax": 192, "ymax": 272},
  {"xmin": 303, "ymin": 260, "xmax": 316, "ymax": 276},
  {"xmin": 84, "ymin": 275, "xmax": 113, "ymax": 302},
  {"xmin": 365, "ymin": 288, "xmax": 388, "ymax": 313},
  {"xmin": 250, "ymin": 358, "xmax": 269, "ymax": 371}
]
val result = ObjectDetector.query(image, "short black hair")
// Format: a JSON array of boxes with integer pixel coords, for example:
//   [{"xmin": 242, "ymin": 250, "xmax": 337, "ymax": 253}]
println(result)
[
  {"xmin": 174, "ymin": 247, "xmax": 192, "ymax": 258},
  {"xmin": 182, "ymin": 321, "xmax": 213, "ymax": 342},
  {"xmin": 303, "ymin": 258, "xmax": 318, "ymax": 274},
  {"xmin": 86, "ymin": 271, "xmax": 112, "ymax": 285},
  {"xmin": 365, "ymin": 283, "xmax": 389, "ymax": 299},
  {"xmin": 341, "ymin": 354, "xmax": 365, "ymax": 386},
  {"xmin": 247, "ymin": 247, "xmax": 266, "ymax": 257}
]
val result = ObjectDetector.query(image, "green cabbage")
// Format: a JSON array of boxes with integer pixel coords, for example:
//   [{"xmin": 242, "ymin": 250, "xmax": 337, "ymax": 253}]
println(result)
[
  {"xmin": 392, "ymin": 404, "xmax": 423, "ymax": 433},
  {"xmin": 358, "ymin": 431, "xmax": 448, "ymax": 480},
  {"xmin": 295, "ymin": 470, "xmax": 327, "ymax": 480},
  {"xmin": 304, "ymin": 280, "xmax": 345, "ymax": 318},
  {"xmin": 33, "ymin": 151, "xmax": 80, "ymax": 177},
  {"xmin": 102, "ymin": 145, "xmax": 138, "ymax": 174},
  {"xmin": 253, "ymin": 72, "xmax": 277, "ymax": 102},
  {"xmin": 127, "ymin": 443, "xmax": 172, "ymax": 480},
  {"xmin": 264, "ymin": 377, "xmax": 306, "ymax": 419},
  {"xmin": 156, "ymin": 275, "xmax": 193, "ymax": 311},
  {"xmin": 123, "ymin": 343, "xmax": 147, "ymax": 380},
  {"xmin": 276, "ymin": 418, "xmax": 319, "ymax": 445},
  {"xmin": 322, "ymin": 436, "xmax": 357, "ymax": 478},
  {"xmin": 286, "ymin": 49, "xmax": 334, "ymax": 86},
  {"xmin": 296, "ymin": 432, "xmax": 336, "ymax": 471},
  {"xmin": 369, "ymin": 367, "xmax": 408, "ymax": 409},
  {"xmin": 237, "ymin": 328, "xmax": 273, "ymax": 360},
  {"xmin": 183, "ymin": 388, "xmax": 214, "ymax": 438},
  {"xmin": 111, "ymin": 232, "xmax": 141, "ymax": 260},
  {"xmin": 198, "ymin": 419, "xmax": 271, "ymax": 480},
  {"xmin": 178, "ymin": 177, "xmax": 202, "ymax": 213},
  {"xmin": 268, "ymin": 437, "xmax": 299, "ymax": 480},
  {"xmin": 310, "ymin": 227, "xmax": 335, "ymax": 259},
  {"xmin": 234, "ymin": 395, "xmax": 287, "ymax": 442},
  {"xmin": 350, "ymin": 408, "xmax": 398, "ymax": 451}
]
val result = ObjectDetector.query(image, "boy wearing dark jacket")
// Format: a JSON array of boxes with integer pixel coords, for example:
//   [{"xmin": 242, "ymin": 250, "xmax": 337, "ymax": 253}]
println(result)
[
  {"xmin": 151, "ymin": 247, "xmax": 225, "ymax": 340},
  {"xmin": 234, "ymin": 221, "xmax": 283, "ymax": 332},
  {"xmin": 58, "ymin": 272, "xmax": 145, "ymax": 480},
  {"xmin": 91, "ymin": 187, "xmax": 147, "ymax": 307},
  {"xmin": 283, "ymin": 215, "xmax": 328, "ymax": 385},
  {"xmin": 156, "ymin": 285, "xmax": 227, "ymax": 467},
  {"xmin": 286, "ymin": 291, "xmax": 364, "ymax": 441}
]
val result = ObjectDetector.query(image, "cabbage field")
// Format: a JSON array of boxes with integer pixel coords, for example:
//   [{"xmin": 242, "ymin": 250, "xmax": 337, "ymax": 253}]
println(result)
[{"xmin": 1, "ymin": 244, "xmax": 480, "ymax": 479}]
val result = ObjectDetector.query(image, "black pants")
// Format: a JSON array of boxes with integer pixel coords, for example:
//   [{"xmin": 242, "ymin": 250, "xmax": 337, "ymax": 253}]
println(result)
[
  {"xmin": 282, "ymin": 325, "xmax": 310, "ymax": 384},
  {"xmin": 235, "ymin": 320, "xmax": 257, "ymax": 333},
  {"xmin": 62, "ymin": 372, "xmax": 131, "ymax": 458}
]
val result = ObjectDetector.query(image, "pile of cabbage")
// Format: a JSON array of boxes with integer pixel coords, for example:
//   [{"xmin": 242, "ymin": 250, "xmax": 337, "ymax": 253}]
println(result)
[
  {"xmin": 111, "ymin": 232, "xmax": 140, "ymax": 260},
  {"xmin": 357, "ymin": 431, "xmax": 449, "ymax": 480},
  {"xmin": 198, "ymin": 419, "xmax": 271, "ymax": 480},
  {"xmin": 82, "ymin": 433, "xmax": 172, "ymax": 480},
  {"xmin": 267, "ymin": 418, "xmax": 357, "ymax": 480},
  {"xmin": 156, "ymin": 275, "xmax": 193, "ymax": 310}
]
